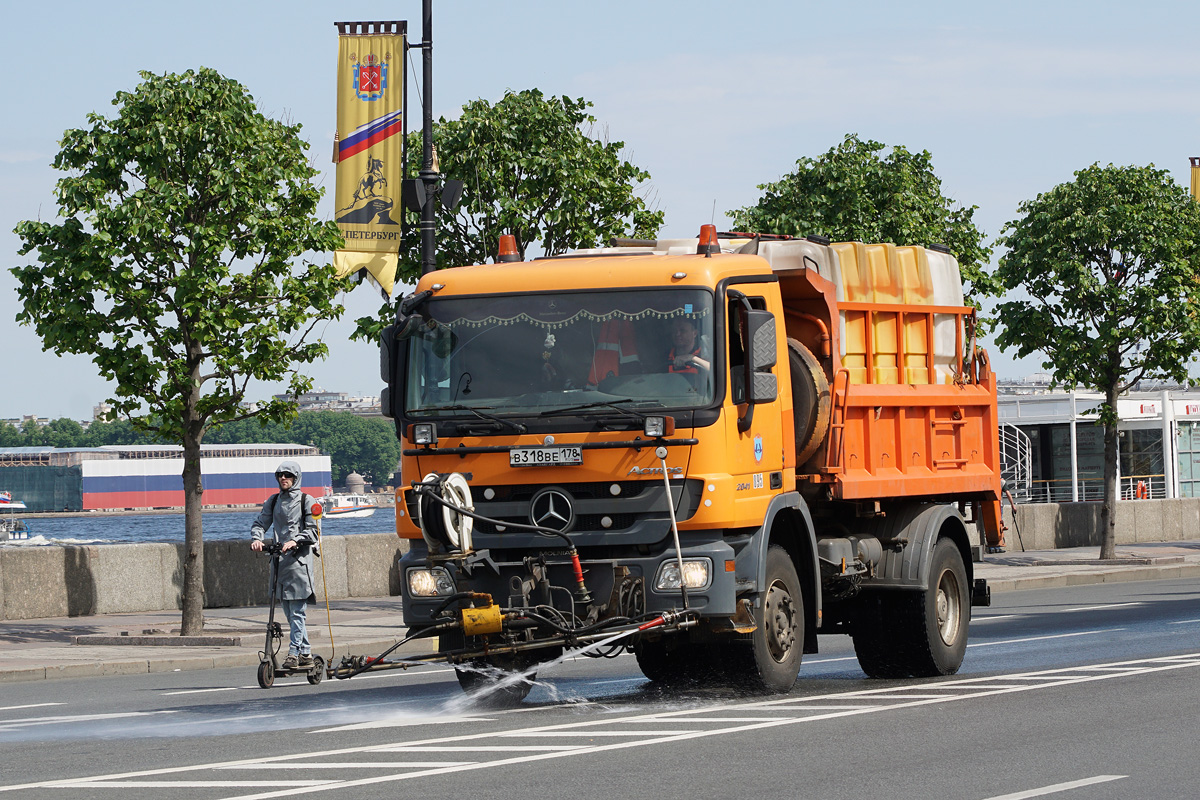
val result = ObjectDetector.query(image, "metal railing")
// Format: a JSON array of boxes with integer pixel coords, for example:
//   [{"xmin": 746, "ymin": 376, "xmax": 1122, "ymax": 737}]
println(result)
[
  {"xmin": 1023, "ymin": 474, "xmax": 1167, "ymax": 503},
  {"xmin": 999, "ymin": 424, "xmax": 1033, "ymax": 500}
]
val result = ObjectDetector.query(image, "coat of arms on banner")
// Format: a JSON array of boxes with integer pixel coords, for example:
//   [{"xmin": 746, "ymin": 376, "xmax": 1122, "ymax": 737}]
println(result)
[{"xmin": 353, "ymin": 54, "xmax": 388, "ymax": 101}]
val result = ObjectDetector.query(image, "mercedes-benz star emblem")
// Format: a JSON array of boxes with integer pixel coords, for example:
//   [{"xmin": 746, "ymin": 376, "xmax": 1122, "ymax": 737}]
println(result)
[{"xmin": 529, "ymin": 487, "xmax": 575, "ymax": 533}]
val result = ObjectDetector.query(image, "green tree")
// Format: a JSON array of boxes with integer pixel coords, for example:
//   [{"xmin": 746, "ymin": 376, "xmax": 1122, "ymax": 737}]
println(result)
[
  {"xmin": 82, "ymin": 418, "xmax": 163, "ymax": 447},
  {"xmin": 12, "ymin": 68, "xmax": 345, "ymax": 634},
  {"xmin": 351, "ymin": 89, "xmax": 663, "ymax": 340},
  {"xmin": 41, "ymin": 418, "xmax": 85, "ymax": 448},
  {"xmin": 994, "ymin": 163, "xmax": 1200, "ymax": 559},
  {"xmin": 728, "ymin": 134, "xmax": 995, "ymax": 302},
  {"xmin": 0, "ymin": 422, "xmax": 22, "ymax": 447},
  {"xmin": 292, "ymin": 412, "xmax": 399, "ymax": 485},
  {"xmin": 207, "ymin": 410, "xmax": 401, "ymax": 486}
]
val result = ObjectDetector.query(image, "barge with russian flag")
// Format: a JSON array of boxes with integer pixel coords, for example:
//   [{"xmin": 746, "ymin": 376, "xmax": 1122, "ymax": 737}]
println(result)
[{"xmin": 0, "ymin": 445, "xmax": 332, "ymax": 512}]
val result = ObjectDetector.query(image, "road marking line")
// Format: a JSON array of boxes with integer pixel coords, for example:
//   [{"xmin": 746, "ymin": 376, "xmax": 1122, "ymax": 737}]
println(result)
[
  {"xmin": 979, "ymin": 774, "xmax": 1127, "ymax": 799},
  {"xmin": 625, "ymin": 716, "xmax": 785, "ymax": 723},
  {"xmin": 0, "ymin": 703, "xmax": 64, "ymax": 713},
  {"xmin": 1064, "ymin": 603, "xmax": 1140, "ymax": 612},
  {"xmin": 968, "ymin": 630, "xmax": 1115, "ymax": 648},
  {"xmin": 373, "ymin": 745, "xmax": 586, "ymax": 752},
  {"xmin": 217, "ymin": 763, "xmax": 475, "ymax": 769},
  {"xmin": 60, "ymin": 781, "xmax": 338, "ymax": 788},
  {"xmin": 0, "ymin": 710, "xmax": 177, "ymax": 731},
  {"xmin": 311, "ymin": 715, "xmax": 495, "ymax": 734},
  {"xmin": 972, "ymin": 614, "xmax": 1021, "ymax": 622},
  {"xmin": 503, "ymin": 730, "xmax": 703, "ymax": 737},
  {"xmin": 1, "ymin": 655, "xmax": 1193, "ymax": 797},
  {"xmin": 163, "ymin": 688, "xmax": 241, "ymax": 696},
  {"xmin": 1169, "ymin": 619, "xmax": 1199, "ymax": 625}
]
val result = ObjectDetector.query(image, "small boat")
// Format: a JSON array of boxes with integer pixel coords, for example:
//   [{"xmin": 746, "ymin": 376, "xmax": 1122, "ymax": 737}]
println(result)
[
  {"xmin": 320, "ymin": 494, "xmax": 376, "ymax": 519},
  {"xmin": 0, "ymin": 491, "xmax": 30, "ymax": 541}
]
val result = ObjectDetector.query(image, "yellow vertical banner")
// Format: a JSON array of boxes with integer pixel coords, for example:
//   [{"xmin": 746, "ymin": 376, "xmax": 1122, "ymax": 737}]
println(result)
[{"xmin": 334, "ymin": 21, "xmax": 406, "ymax": 295}]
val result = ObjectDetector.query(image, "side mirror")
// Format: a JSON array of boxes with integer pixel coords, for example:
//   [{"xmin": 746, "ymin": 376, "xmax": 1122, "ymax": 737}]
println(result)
[
  {"xmin": 745, "ymin": 310, "xmax": 777, "ymax": 371},
  {"xmin": 744, "ymin": 310, "xmax": 778, "ymax": 404},
  {"xmin": 748, "ymin": 372, "xmax": 777, "ymax": 404},
  {"xmin": 380, "ymin": 325, "xmax": 396, "ymax": 420}
]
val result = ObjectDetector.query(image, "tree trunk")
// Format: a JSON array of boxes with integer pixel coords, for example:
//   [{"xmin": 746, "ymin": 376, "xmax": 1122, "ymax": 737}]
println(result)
[
  {"xmin": 180, "ymin": 432, "xmax": 206, "ymax": 635},
  {"xmin": 180, "ymin": 348, "xmax": 207, "ymax": 636},
  {"xmin": 1099, "ymin": 381, "xmax": 1120, "ymax": 560}
]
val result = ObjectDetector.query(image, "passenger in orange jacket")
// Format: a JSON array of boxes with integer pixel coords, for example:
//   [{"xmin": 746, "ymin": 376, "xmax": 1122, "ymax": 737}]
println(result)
[{"xmin": 586, "ymin": 318, "xmax": 640, "ymax": 389}]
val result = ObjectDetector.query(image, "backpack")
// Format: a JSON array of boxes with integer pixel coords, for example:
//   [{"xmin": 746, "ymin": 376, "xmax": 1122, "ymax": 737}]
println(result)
[{"xmin": 265, "ymin": 491, "xmax": 321, "ymax": 557}]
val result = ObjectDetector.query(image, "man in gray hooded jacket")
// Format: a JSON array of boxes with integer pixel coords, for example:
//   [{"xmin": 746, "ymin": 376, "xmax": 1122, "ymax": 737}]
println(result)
[{"xmin": 250, "ymin": 460, "xmax": 319, "ymax": 669}]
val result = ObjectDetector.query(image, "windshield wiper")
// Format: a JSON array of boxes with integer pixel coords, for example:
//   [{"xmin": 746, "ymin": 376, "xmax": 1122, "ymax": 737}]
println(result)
[
  {"xmin": 418, "ymin": 404, "xmax": 527, "ymax": 434},
  {"xmin": 539, "ymin": 399, "xmax": 649, "ymax": 422}
]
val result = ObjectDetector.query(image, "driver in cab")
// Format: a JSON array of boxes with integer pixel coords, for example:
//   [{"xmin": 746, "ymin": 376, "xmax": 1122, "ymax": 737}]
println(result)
[{"xmin": 666, "ymin": 318, "xmax": 710, "ymax": 386}]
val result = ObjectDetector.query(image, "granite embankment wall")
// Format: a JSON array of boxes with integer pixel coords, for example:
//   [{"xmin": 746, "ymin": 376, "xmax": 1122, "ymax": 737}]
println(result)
[
  {"xmin": 2, "ymin": 499, "xmax": 1198, "ymax": 620},
  {"xmin": 1000, "ymin": 498, "xmax": 1200, "ymax": 551},
  {"xmin": 0, "ymin": 533, "xmax": 409, "ymax": 621}
]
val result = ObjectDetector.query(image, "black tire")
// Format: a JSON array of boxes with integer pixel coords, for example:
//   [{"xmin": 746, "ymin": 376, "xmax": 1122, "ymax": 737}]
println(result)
[
  {"xmin": 307, "ymin": 655, "xmax": 325, "ymax": 685},
  {"xmin": 717, "ymin": 546, "xmax": 804, "ymax": 692},
  {"xmin": 441, "ymin": 631, "xmax": 536, "ymax": 707},
  {"xmin": 850, "ymin": 593, "xmax": 907, "ymax": 679},
  {"xmin": 454, "ymin": 663, "xmax": 535, "ymax": 707},
  {"xmin": 634, "ymin": 637, "xmax": 717, "ymax": 685},
  {"xmin": 787, "ymin": 338, "xmax": 831, "ymax": 467},
  {"xmin": 915, "ymin": 537, "xmax": 970, "ymax": 675},
  {"xmin": 852, "ymin": 537, "xmax": 969, "ymax": 678},
  {"xmin": 257, "ymin": 660, "xmax": 274, "ymax": 689}
]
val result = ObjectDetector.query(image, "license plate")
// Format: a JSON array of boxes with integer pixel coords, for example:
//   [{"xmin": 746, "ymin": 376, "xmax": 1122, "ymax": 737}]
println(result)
[{"xmin": 509, "ymin": 446, "xmax": 583, "ymax": 467}]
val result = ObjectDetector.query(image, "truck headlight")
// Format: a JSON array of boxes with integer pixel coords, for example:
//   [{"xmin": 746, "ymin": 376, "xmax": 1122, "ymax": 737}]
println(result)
[
  {"xmin": 654, "ymin": 558, "xmax": 711, "ymax": 591},
  {"xmin": 411, "ymin": 422, "xmax": 438, "ymax": 445},
  {"xmin": 407, "ymin": 566, "xmax": 455, "ymax": 597}
]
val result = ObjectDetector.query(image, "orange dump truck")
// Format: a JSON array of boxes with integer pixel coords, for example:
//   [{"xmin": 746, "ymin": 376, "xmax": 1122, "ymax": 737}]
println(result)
[{"xmin": 374, "ymin": 226, "xmax": 1002, "ymax": 701}]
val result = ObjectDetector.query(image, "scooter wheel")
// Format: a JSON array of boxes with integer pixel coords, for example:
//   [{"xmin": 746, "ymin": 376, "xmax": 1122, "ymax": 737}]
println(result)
[
  {"xmin": 257, "ymin": 660, "xmax": 275, "ymax": 689},
  {"xmin": 307, "ymin": 655, "xmax": 325, "ymax": 686}
]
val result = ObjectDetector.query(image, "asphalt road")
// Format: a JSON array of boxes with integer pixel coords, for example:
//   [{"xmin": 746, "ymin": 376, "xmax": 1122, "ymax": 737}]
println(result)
[{"xmin": 1, "ymin": 578, "xmax": 1198, "ymax": 800}]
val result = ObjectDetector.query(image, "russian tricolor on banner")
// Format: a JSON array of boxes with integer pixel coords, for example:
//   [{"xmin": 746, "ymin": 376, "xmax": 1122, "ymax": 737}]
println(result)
[{"xmin": 337, "ymin": 109, "xmax": 403, "ymax": 163}]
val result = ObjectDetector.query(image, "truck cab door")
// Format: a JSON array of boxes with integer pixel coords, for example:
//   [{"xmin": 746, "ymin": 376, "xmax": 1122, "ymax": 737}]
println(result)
[{"xmin": 725, "ymin": 296, "xmax": 785, "ymax": 503}]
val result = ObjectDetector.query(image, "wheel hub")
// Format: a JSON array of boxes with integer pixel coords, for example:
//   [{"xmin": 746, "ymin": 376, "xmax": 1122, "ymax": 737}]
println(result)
[
  {"xmin": 935, "ymin": 570, "xmax": 961, "ymax": 646},
  {"xmin": 764, "ymin": 581, "xmax": 797, "ymax": 662}
]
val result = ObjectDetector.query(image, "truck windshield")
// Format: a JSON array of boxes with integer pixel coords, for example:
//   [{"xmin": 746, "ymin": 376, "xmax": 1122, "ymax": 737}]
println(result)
[{"xmin": 405, "ymin": 289, "xmax": 715, "ymax": 416}]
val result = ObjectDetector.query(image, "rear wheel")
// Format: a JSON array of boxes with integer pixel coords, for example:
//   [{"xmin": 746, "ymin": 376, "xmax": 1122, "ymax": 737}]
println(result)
[
  {"xmin": 852, "ymin": 537, "xmax": 969, "ymax": 678},
  {"xmin": 307, "ymin": 655, "xmax": 325, "ymax": 685}
]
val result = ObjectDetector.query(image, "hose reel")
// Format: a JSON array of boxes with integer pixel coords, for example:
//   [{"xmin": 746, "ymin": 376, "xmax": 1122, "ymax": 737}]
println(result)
[{"xmin": 417, "ymin": 472, "xmax": 475, "ymax": 555}]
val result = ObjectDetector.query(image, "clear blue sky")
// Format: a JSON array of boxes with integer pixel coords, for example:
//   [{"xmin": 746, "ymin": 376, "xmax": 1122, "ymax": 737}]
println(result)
[{"xmin": 4, "ymin": 0, "xmax": 1199, "ymax": 421}]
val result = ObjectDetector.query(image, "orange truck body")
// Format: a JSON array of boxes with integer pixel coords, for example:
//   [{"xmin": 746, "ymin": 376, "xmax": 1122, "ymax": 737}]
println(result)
[{"xmin": 383, "ymin": 231, "xmax": 1002, "ymax": 687}]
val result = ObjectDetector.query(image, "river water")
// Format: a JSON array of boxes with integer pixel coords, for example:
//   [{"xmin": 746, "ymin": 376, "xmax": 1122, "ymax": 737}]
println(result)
[{"xmin": 0, "ymin": 508, "xmax": 397, "ymax": 547}]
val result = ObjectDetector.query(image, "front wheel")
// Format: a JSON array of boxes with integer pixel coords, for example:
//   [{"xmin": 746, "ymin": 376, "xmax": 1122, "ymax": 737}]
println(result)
[
  {"xmin": 257, "ymin": 660, "xmax": 274, "ymax": 689},
  {"xmin": 718, "ymin": 546, "xmax": 804, "ymax": 692},
  {"xmin": 441, "ymin": 631, "xmax": 536, "ymax": 708}
]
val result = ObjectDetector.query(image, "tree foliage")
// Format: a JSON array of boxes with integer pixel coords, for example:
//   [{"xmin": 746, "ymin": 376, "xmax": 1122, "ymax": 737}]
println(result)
[
  {"xmin": 1, "ymin": 412, "xmax": 397, "ymax": 485},
  {"xmin": 351, "ymin": 89, "xmax": 663, "ymax": 341},
  {"xmin": 11, "ymin": 68, "xmax": 346, "ymax": 633},
  {"xmin": 994, "ymin": 162, "xmax": 1200, "ymax": 557},
  {"xmin": 208, "ymin": 411, "xmax": 401, "ymax": 485},
  {"xmin": 728, "ymin": 134, "xmax": 995, "ymax": 302}
]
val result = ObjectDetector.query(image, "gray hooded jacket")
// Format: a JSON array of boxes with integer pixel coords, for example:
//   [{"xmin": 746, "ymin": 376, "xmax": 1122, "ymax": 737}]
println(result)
[{"xmin": 251, "ymin": 460, "xmax": 319, "ymax": 602}]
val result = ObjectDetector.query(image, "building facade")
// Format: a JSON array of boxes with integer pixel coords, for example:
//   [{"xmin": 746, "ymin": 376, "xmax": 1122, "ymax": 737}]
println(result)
[{"xmin": 999, "ymin": 388, "xmax": 1200, "ymax": 502}]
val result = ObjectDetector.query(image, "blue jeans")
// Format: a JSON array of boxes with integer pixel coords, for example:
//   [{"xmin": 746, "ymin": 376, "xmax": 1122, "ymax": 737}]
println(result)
[{"xmin": 281, "ymin": 599, "xmax": 310, "ymax": 656}]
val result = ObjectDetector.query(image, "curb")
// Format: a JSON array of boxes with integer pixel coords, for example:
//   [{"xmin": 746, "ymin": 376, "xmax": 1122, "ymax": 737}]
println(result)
[{"xmin": 979, "ymin": 562, "xmax": 1200, "ymax": 594}]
